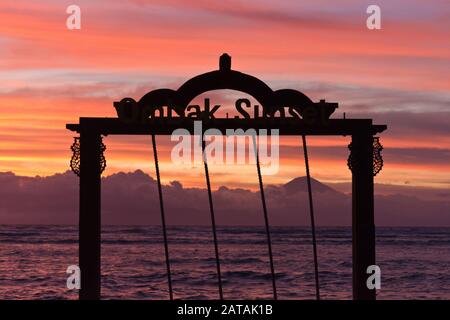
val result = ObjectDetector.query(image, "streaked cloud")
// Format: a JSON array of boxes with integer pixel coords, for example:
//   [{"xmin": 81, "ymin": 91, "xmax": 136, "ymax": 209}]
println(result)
[{"xmin": 0, "ymin": 0, "xmax": 449, "ymax": 190}]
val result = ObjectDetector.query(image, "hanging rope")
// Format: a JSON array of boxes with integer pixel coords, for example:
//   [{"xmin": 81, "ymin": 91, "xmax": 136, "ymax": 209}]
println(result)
[
  {"xmin": 301, "ymin": 135, "xmax": 320, "ymax": 300},
  {"xmin": 251, "ymin": 134, "xmax": 278, "ymax": 300},
  {"xmin": 151, "ymin": 133, "xmax": 173, "ymax": 300},
  {"xmin": 202, "ymin": 139, "xmax": 224, "ymax": 300}
]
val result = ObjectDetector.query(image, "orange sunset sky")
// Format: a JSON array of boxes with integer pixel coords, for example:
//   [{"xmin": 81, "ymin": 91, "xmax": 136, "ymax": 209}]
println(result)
[{"xmin": 0, "ymin": 0, "xmax": 449, "ymax": 190}]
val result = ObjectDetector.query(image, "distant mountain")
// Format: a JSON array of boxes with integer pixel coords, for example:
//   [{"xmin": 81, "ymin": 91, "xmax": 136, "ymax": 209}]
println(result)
[
  {"xmin": 0, "ymin": 170, "xmax": 449, "ymax": 226},
  {"xmin": 283, "ymin": 176, "xmax": 338, "ymax": 194}
]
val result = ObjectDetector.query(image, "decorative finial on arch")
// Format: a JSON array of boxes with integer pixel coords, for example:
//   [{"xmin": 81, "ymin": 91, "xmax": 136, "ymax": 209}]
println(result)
[{"xmin": 219, "ymin": 53, "xmax": 231, "ymax": 71}]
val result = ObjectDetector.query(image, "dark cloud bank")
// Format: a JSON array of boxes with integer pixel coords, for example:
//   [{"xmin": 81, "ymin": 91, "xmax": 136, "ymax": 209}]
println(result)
[{"xmin": 0, "ymin": 170, "xmax": 448, "ymax": 226}]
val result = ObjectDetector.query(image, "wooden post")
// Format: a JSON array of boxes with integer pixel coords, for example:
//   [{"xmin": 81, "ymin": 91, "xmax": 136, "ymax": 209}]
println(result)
[
  {"xmin": 351, "ymin": 131, "xmax": 376, "ymax": 300},
  {"xmin": 79, "ymin": 130, "xmax": 102, "ymax": 300}
]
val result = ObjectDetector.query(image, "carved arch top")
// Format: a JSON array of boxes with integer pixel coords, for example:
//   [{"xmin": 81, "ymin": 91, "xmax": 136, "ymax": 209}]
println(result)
[{"xmin": 114, "ymin": 54, "xmax": 337, "ymax": 121}]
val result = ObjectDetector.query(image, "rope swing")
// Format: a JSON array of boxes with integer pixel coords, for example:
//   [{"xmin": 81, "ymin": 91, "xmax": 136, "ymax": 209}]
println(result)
[
  {"xmin": 252, "ymin": 134, "xmax": 278, "ymax": 300},
  {"xmin": 151, "ymin": 133, "xmax": 174, "ymax": 300},
  {"xmin": 202, "ymin": 139, "xmax": 224, "ymax": 300},
  {"xmin": 150, "ymin": 132, "xmax": 319, "ymax": 301},
  {"xmin": 301, "ymin": 135, "xmax": 320, "ymax": 300}
]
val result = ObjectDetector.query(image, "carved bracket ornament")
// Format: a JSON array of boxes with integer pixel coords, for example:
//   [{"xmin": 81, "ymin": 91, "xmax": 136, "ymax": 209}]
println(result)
[
  {"xmin": 113, "ymin": 54, "xmax": 338, "ymax": 124},
  {"xmin": 70, "ymin": 137, "xmax": 80, "ymax": 176},
  {"xmin": 347, "ymin": 137, "xmax": 384, "ymax": 176},
  {"xmin": 99, "ymin": 138, "xmax": 107, "ymax": 174},
  {"xmin": 70, "ymin": 136, "xmax": 106, "ymax": 176}
]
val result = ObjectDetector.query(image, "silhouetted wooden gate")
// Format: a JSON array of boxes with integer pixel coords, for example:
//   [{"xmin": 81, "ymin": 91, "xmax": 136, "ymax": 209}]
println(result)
[{"xmin": 67, "ymin": 54, "xmax": 386, "ymax": 300}]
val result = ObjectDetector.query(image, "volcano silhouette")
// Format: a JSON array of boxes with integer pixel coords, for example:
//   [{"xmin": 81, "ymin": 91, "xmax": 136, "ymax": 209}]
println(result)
[{"xmin": 283, "ymin": 176, "xmax": 338, "ymax": 194}]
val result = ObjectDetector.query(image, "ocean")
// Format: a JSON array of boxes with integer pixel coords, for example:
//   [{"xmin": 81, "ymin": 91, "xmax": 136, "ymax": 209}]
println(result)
[{"xmin": 0, "ymin": 225, "xmax": 449, "ymax": 300}]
